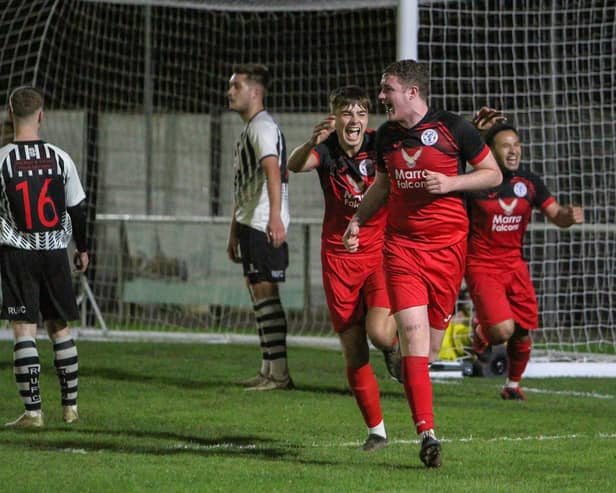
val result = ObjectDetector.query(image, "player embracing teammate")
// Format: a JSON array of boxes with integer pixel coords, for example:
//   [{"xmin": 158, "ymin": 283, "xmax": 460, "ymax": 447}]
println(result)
[
  {"xmin": 343, "ymin": 60, "xmax": 502, "ymax": 467},
  {"xmin": 289, "ymin": 86, "xmax": 400, "ymax": 453}
]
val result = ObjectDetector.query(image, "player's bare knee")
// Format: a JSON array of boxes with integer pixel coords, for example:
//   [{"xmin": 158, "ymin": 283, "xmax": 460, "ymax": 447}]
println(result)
[
  {"xmin": 11, "ymin": 322, "xmax": 37, "ymax": 339},
  {"xmin": 339, "ymin": 326, "xmax": 370, "ymax": 367},
  {"xmin": 365, "ymin": 309, "xmax": 395, "ymax": 349},
  {"xmin": 45, "ymin": 319, "xmax": 69, "ymax": 339},
  {"xmin": 341, "ymin": 347, "xmax": 370, "ymax": 369},
  {"xmin": 489, "ymin": 319, "xmax": 515, "ymax": 342},
  {"xmin": 366, "ymin": 329, "xmax": 390, "ymax": 351},
  {"xmin": 250, "ymin": 281, "xmax": 279, "ymax": 301}
]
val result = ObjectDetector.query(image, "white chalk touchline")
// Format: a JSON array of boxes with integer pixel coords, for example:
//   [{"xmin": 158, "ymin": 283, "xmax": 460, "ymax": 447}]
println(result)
[
  {"xmin": 325, "ymin": 432, "xmax": 616, "ymax": 449},
  {"xmin": 158, "ymin": 432, "xmax": 616, "ymax": 452},
  {"xmin": 522, "ymin": 387, "xmax": 613, "ymax": 399},
  {"xmin": 431, "ymin": 379, "xmax": 614, "ymax": 399}
]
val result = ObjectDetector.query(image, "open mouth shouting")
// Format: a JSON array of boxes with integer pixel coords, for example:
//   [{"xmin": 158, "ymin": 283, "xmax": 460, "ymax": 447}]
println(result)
[
  {"xmin": 345, "ymin": 125, "xmax": 362, "ymax": 140},
  {"xmin": 382, "ymin": 102, "xmax": 394, "ymax": 118}
]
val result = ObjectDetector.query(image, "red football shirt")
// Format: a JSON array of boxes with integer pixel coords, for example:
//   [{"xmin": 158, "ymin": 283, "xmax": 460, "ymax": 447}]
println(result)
[
  {"xmin": 466, "ymin": 167, "xmax": 555, "ymax": 270},
  {"xmin": 376, "ymin": 108, "xmax": 489, "ymax": 250},
  {"xmin": 314, "ymin": 130, "xmax": 387, "ymax": 255}
]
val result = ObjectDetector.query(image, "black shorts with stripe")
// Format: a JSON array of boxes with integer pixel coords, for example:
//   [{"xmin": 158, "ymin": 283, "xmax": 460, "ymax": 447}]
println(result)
[
  {"xmin": 237, "ymin": 223, "xmax": 288, "ymax": 284},
  {"xmin": 0, "ymin": 246, "xmax": 79, "ymax": 322}
]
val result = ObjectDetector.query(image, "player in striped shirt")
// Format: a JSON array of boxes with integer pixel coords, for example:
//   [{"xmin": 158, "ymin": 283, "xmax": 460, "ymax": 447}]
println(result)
[
  {"xmin": 288, "ymin": 86, "xmax": 400, "ymax": 452},
  {"xmin": 343, "ymin": 60, "xmax": 502, "ymax": 467},
  {"xmin": 468, "ymin": 108, "xmax": 584, "ymax": 400},
  {"xmin": 0, "ymin": 86, "xmax": 89, "ymax": 428},
  {"xmin": 226, "ymin": 64, "xmax": 293, "ymax": 390}
]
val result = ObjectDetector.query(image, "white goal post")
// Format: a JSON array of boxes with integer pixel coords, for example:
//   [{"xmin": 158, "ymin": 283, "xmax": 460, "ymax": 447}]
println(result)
[{"xmin": 0, "ymin": 0, "xmax": 614, "ymax": 366}]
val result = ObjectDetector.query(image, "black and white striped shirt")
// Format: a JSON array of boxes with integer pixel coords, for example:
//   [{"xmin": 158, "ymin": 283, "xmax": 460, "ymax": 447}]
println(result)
[
  {"xmin": 0, "ymin": 140, "xmax": 85, "ymax": 250},
  {"xmin": 233, "ymin": 111, "xmax": 289, "ymax": 232}
]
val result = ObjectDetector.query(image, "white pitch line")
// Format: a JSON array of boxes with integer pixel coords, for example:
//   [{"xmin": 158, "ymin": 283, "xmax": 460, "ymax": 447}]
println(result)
[
  {"xmin": 521, "ymin": 387, "xmax": 614, "ymax": 399},
  {"xmin": 170, "ymin": 442, "xmax": 258, "ymax": 451},
  {"xmin": 161, "ymin": 432, "xmax": 616, "ymax": 452},
  {"xmin": 393, "ymin": 432, "xmax": 616, "ymax": 447},
  {"xmin": 430, "ymin": 379, "xmax": 614, "ymax": 399}
]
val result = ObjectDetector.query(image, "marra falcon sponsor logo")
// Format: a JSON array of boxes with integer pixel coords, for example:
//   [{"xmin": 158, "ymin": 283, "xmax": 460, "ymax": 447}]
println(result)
[
  {"xmin": 394, "ymin": 168, "xmax": 428, "ymax": 189},
  {"xmin": 492, "ymin": 198, "xmax": 522, "ymax": 231},
  {"xmin": 343, "ymin": 190, "xmax": 362, "ymax": 208},
  {"xmin": 492, "ymin": 214, "xmax": 522, "ymax": 232}
]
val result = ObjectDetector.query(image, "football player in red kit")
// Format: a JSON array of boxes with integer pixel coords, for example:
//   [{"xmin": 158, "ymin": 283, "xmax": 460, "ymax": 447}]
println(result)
[
  {"xmin": 468, "ymin": 107, "xmax": 583, "ymax": 400},
  {"xmin": 288, "ymin": 86, "xmax": 399, "ymax": 453},
  {"xmin": 343, "ymin": 60, "xmax": 502, "ymax": 467}
]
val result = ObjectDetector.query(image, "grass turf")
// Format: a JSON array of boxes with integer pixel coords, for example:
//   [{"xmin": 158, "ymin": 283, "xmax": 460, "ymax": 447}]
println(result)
[{"xmin": 0, "ymin": 339, "xmax": 615, "ymax": 492}]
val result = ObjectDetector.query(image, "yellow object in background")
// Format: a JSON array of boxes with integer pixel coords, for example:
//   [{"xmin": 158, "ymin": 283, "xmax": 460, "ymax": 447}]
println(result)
[{"xmin": 438, "ymin": 321, "xmax": 472, "ymax": 361}]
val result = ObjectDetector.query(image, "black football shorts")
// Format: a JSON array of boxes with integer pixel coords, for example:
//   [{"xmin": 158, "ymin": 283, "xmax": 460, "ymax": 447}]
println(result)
[
  {"xmin": 237, "ymin": 223, "xmax": 288, "ymax": 284},
  {"xmin": 0, "ymin": 246, "xmax": 80, "ymax": 322}
]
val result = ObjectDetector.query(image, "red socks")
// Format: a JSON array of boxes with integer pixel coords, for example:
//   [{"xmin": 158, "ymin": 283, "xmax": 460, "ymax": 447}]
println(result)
[
  {"xmin": 346, "ymin": 363, "xmax": 383, "ymax": 428},
  {"xmin": 402, "ymin": 356, "xmax": 433, "ymax": 433},
  {"xmin": 347, "ymin": 357, "xmax": 436, "ymax": 434},
  {"xmin": 507, "ymin": 337, "xmax": 532, "ymax": 382}
]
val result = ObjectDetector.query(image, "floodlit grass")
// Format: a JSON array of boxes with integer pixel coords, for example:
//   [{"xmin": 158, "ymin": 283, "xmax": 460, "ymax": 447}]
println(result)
[{"xmin": 0, "ymin": 340, "xmax": 615, "ymax": 492}]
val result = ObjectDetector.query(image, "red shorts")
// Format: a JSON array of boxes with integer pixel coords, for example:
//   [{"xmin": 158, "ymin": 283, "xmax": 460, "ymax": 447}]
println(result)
[
  {"xmin": 321, "ymin": 250, "xmax": 390, "ymax": 332},
  {"xmin": 383, "ymin": 240, "xmax": 466, "ymax": 331},
  {"xmin": 465, "ymin": 259, "xmax": 538, "ymax": 330}
]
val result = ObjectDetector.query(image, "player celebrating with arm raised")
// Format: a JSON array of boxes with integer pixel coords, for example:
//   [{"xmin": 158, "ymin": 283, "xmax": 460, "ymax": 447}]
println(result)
[
  {"xmin": 226, "ymin": 64, "xmax": 293, "ymax": 391},
  {"xmin": 468, "ymin": 108, "xmax": 584, "ymax": 400},
  {"xmin": 288, "ymin": 86, "xmax": 400, "ymax": 452},
  {"xmin": 343, "ymin": 60, "xmax": 502, "ymax": 467}
]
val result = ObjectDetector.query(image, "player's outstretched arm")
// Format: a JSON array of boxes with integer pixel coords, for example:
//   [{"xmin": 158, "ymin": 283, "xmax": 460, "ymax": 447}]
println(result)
[
  {"xmin": 543, "ymin": 202, "xmax": 584, "ymax": 228},
  {"xmin": 342, "ymin": 170, "xmax": 389, "ymax": 252},
  {"xmin": 287, "ymin": 115, "xmax": 335, "ymax": 173}
]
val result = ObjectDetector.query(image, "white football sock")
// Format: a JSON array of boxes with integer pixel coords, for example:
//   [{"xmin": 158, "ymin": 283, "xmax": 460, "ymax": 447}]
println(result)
[{"xmin": 369, "ymin": 419, "xmax": 386, "ymax": 439}]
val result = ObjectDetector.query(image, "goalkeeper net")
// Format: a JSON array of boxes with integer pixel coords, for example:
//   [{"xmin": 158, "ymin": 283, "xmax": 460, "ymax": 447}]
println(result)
[{"xmin": 0, "ymin": 0, "xmax": 614, "ymax": 362}]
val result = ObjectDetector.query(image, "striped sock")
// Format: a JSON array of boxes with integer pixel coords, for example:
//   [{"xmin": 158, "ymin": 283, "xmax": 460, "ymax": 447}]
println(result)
[
  {"xmin": 255, "ymin": 325, "xmax": 270, "ymax": 376},
  {"xmin": 255, "ymin": 297, "xmax": 288, "ymax": 379},
  {"xmin": 13, "ymin": 336, "xmax": 42, "ymax": 412},
  {"xmin": 252, "ymin": 301, "xmax": 271, "ymax": 376},
  {"xmin": 53, "ymin": 335, "xmax": 78, "ymax": 406},
  {"xmin": 346, "ymin": 363, "xmax": 384, "ymax": 430}
]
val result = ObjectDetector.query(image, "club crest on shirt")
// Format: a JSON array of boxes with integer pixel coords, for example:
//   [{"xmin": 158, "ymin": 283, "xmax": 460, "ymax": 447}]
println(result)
[
  {"xmin": 358, "ymin": 158, "xmax": 372, "ymax": 176},
  {"xmin": 513, "ymin": 182, "xmax": 528, "ymax": 198},
  {"xmin": 498, "ymin": 198, "xmax": 518, "ymax": 216},
  {"xmin": 420, "ymin": 129, "xmax": 438, "ymax": 146},
  {"xmin": 401, "ymin": 147, "xmax": 423, "ymax": 168},
  {"xmin": 342, "ymin": 174, "xmax": 365, "ymax": 194}
]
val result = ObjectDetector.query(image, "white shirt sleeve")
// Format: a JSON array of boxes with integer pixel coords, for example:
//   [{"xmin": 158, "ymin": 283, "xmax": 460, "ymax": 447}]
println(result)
[
  {"xmin": 247, "ymin": 118, "xmax": 279, "ymax": 163},
  {"xmin": 55, "ymin": 147, "xmax": 86, "ymax": 207}
]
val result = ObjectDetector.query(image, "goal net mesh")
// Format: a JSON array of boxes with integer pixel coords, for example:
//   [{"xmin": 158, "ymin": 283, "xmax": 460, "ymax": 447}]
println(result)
[{"xmin": 0, "ymin": 0, "xmax": 613, "ymax": 361}]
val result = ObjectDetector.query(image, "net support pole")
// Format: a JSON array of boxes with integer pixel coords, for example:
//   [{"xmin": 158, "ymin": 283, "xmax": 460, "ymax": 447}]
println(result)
[
  {"xmin": 397, "ymin": 0, "xmax": 419, "ymax": 60},
  {"xmin": 80, "ymin": 275, "xmax": 109, "ymax": 336},
  {"xmin": 302, "ymin": 224, "xmax": 311, "ymax": 319},
  {"xmin": 144, "ymin": 4, "xmax": 154, "ymax": 214}
]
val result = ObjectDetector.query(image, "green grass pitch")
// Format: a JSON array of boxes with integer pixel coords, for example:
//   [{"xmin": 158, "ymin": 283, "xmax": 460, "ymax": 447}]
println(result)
[{"xmin": 0, "ymin": 340, "xmax": 615, "ymax": 492}]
